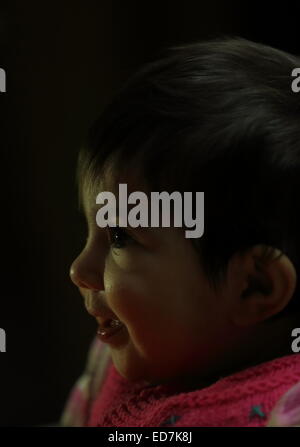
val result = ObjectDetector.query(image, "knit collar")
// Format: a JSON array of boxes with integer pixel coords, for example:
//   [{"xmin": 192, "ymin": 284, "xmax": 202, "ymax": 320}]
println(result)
[{"xmin": 111, "ymin": 352, "xmax": 300, "ymax": 397}]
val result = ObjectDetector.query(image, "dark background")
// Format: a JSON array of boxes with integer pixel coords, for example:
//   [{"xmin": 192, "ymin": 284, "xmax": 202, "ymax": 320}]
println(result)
[{"xmin": 0, "ymin": 1, "xmax": 299, "ymax": 426}]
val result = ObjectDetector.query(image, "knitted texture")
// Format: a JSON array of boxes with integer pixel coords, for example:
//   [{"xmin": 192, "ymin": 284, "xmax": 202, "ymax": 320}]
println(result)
[
  {"xmin": 87, "ymin": 353, "xmax": 300, "ymax": 427},
  {"xmin": 61, "ymin": 337, "xmax": 111, "ymax": 427}
]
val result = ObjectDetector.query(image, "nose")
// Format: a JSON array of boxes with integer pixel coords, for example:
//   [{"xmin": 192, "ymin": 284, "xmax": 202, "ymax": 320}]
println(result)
[{"xmin": 69, "ymin": 248, "xmax": 104, "ymax": 291}]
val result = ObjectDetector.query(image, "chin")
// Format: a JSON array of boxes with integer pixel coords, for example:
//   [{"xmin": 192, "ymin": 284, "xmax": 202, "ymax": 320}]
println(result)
[{"xmin": 110, "ymin": 348, "xmax": 149, "ymax": 383}]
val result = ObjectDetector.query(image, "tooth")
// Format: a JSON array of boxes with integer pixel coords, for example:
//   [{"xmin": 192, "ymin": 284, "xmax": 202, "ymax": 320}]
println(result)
[
  {"xmin": 97, "ymin": 328, "xmax": 107, "ymax": 336},
  {"xmin": 110, "ymin": 319, "xmax": 121, "ymax": 328}
]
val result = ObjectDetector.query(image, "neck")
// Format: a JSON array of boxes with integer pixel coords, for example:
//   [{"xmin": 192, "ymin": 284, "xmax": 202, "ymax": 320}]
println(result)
[
  {"xmin": 202, "ymin": 312, "xmax": 299, "ymax": 387},
  {"xmin": 145, "ymin": 312, "xmax": 299, "ymax": 392}
]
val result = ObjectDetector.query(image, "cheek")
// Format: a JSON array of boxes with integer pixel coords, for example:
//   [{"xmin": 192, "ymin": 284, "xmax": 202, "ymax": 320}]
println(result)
[
  {"xmin": 104, "ymin": 248, "xmax": 158, "ymax": 309},
  {"xmin": 103, "ymin": 256, "xmax": 154, "ymax": 325},
  {"xmin": 103, "ymin": 247, "xmax": 211, "ymax": 342},
  {"xmin": 104, "ymin": 268, "xmax": 175, "ymax": 350},
  {"xmin": 109, "ymin": 281, "xmax": 147, "ymax": 323}
]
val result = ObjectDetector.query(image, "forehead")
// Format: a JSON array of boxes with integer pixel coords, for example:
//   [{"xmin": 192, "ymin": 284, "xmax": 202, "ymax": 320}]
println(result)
[
  {"xmin": 81, "ymin": 163, "xmax": 150, "ymax": 213},
  {"xmin": 80, "ymin": 163, "xmax": 189, "ymax": 242}
]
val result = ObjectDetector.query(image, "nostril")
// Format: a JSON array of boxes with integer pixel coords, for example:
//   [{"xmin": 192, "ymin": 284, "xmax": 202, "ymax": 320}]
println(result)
[
  {"xmin": 69, "ymin": 262, "xmax": 88, "ymax": 288},
  {"xmin": 69, "ymin": 266, "xmax": 89, "ymax": 289},
  {"xmin": 76, "ymin": 279, "xmax": 88, "ymax": 289},
  {"xmin": 69, "ymin": 256, "xmax": 104, "ymax": 291},
  {"xmin": 70, "ymin": 270, "xmax": 102, "ymax": 291}
]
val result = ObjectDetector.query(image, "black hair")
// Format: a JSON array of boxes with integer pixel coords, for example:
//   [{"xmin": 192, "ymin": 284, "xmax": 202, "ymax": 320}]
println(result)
[{"xmin": 77, "ymin": 35, "xmax": 300, "ymax": 318}]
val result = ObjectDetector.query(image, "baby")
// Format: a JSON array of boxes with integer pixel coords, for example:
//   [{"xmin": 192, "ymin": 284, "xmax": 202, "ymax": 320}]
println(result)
[{"xmin": 62, "ymin": 36, "xmax": 300, "ymax": 427}]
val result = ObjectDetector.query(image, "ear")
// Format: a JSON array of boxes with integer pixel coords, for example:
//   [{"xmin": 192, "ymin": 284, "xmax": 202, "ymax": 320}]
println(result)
[{"xmin": 229, "ymin": 244, "xmax": 297, "ymax": 327}]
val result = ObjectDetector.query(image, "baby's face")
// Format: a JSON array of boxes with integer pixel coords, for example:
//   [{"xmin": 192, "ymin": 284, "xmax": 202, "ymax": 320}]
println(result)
[{"xmin": 70, "ymin": 172, "xmax": 239, "ymax": 387}]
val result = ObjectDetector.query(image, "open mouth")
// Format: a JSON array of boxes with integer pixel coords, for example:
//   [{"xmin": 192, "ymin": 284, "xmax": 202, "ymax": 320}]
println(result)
[
  {"xmin": 97, "ymin": 318, "xmax": 125, "ymax": 342},
  {"xmin": 84, "ymin": 299, "xmax": 126, "ymax": 343}
]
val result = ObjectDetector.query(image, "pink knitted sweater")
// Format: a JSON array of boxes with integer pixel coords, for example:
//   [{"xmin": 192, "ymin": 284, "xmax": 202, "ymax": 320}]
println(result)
[
  {"xmin": 88, "ymin": 353, "xmax": 300, "ymax": 427},
  {"xmin": 61, "ymin": 338, "xmax": 300, "ymax": 427}
]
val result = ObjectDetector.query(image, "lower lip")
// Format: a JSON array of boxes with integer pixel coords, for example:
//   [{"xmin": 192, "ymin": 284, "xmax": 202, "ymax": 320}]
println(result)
[{"xmin": 97, "ymin": 323, "xmax": 126, "ymax": 344}]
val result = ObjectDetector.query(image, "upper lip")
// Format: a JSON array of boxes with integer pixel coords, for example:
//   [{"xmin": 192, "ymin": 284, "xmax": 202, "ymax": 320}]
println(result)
[
  {"xmin": 85, "ymin": 307, "xmax": 115, "ymax": 328},
  {"xmin": 84, "ymin": 295, "xmax": 121, "ymax": 328}
]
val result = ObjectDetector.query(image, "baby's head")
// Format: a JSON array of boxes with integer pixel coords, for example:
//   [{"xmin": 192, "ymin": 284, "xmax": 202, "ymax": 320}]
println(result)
[{"xmin": 70, "ymin": 36, "xmax": 300, "ymax": 389}]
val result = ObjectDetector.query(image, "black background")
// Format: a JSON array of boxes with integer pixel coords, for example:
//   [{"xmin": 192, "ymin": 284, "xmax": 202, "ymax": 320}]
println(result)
[{"xmin": 0, "ymin": 1, "xmax": 299, "ymax": 426}]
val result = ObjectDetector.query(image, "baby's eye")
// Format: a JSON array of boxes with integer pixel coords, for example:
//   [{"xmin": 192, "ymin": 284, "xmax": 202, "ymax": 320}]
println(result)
[{"xmin": 107, "ymin": 225, "xmax": 133, "ymax": 249}]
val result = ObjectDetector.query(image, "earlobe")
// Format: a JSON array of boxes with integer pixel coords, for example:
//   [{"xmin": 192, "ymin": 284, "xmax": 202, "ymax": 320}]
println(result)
[{"xmin": 231, "ymin": 245, "xmax": 297, "ymax": 327}]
